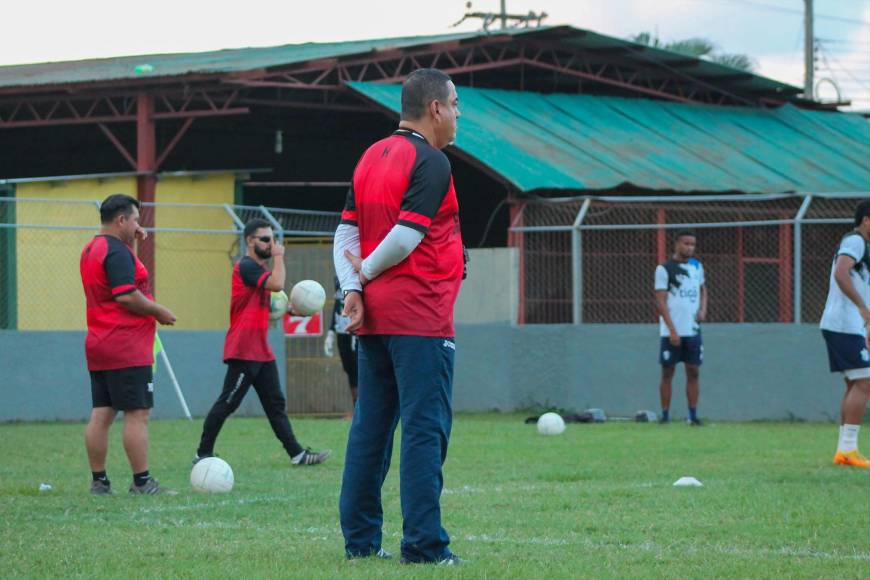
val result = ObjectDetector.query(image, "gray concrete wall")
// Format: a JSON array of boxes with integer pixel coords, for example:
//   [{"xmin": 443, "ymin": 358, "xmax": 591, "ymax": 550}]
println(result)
[
  {"xmin": 454, "ymin": 248, "xmax": 518, "ymax": 324},
  {"xmin": 0, "ymin": 330, "xmax": 284, "ymax": 422},
  {"xmin": 0, "ymin": 324, "xmax": 844, "ymax": 422},
  {"xmin": 453, "ymin": 323, "xmax": 841, "ymax": 422}
]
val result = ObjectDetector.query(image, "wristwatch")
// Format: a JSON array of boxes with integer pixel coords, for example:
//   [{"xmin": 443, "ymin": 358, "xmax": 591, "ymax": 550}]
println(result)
[{"xmin": 343, "ymin": 289, "xmax": 362, "ymax": 298}]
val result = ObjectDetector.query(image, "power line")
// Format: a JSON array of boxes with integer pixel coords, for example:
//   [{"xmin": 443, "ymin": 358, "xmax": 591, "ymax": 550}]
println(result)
[
  {"xmin": 817, "ymin": 37, "xmax": 870, "ymax": 46},
  {"xmin": 818, "ymin": 45, "xmax": 870, "ymax": 90},
  {"xmin": 687, "ymin": 0, "xmax": 870, "ymax": 26}
]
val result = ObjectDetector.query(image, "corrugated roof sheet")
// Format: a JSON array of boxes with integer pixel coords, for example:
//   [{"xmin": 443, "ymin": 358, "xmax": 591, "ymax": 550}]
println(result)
[
  {"xmin": 0, "ymin": 31, "xmax": 487, "ymax": 88},
  {"xmin": 0, "ymin": 26, "xmax": 799, "ymax": 99},
  {"xmin": 348, "ymin": 82, "xmax": 870, "ymax": 194}
]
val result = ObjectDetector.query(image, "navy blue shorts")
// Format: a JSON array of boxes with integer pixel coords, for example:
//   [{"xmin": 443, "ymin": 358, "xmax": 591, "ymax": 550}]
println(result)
[
  {"xmin": 822, "ymin": 330, "xmax": 870, "ymax": 376},
  {"xmin": 660, "ymin": 333, "xmax": 703, "ymax": 366}
]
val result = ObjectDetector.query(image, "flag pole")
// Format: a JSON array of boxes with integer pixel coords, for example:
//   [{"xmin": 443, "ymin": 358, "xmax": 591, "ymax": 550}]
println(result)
[{"xmin": 155, "ymin": 334, "xmax": 193, "ymax": 420}]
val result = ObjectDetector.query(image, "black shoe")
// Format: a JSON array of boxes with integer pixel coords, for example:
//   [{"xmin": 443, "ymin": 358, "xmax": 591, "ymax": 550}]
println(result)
[
  {"xmin": 436, "ymin": 554, "xmax": 464, "ymax": 566},
  {"xmin": 192, "ymin": 452, "xmax": 216, "ymax": 466},
  {"xmin": 401, "ymin": 553, "xmax": 464, "ymax": 565},
  {"xmin": 129, "ymin": 478, "xmax": 178, "ymax": 495},
  {"xmin": 292, "ymin": 448, "xmax": 331, "ymax": 466},
  {"xmin": 659, "ymin": 417, "xmax": 671, "ymax": 425},
  {"xmin": 90, "ymin": 480, "xmax": 113, "ymax": 496},
  {"xmin": 347, "ymin": 548, "xmax": 392, "ymax": 561},
  {"xmin": 687, "ymin": 418, "xmax": 703, "ymax": 427}
]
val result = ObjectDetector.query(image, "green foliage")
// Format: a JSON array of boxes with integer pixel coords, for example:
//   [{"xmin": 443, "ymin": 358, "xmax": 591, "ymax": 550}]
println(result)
[
  {"xmin": 630, "ymin": 32, "xmax": 756, "ymax": 71},
  {"xmin": 1, "ymin": 416, "xmax": 867, "ymax": 577}
]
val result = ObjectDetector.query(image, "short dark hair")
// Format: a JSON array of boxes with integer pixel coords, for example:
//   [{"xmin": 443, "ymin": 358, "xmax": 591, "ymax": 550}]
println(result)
[
  {"xmin": 401, "ymin": 68, "xmax": 452, "ymax": 121},
  {"xmin": 674, "ymin": 230, "xmax": 696, "ymax": 242},
  {"xmin": 244, "ymin": 218, "xmax": 272, "ymax": 239},
  {"xmin": 854, "ymin": 200, "xmax": 870, "ymax": 227},
  {"xmin": 100, "ymin": 194, "xmax": 139, "ymax": 224}
]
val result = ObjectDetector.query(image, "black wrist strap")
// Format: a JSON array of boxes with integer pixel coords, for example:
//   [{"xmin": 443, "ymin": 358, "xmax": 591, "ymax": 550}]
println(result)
[{"xmin": 343, "ymin": 289, "xmax": 362, "ymax": 298}]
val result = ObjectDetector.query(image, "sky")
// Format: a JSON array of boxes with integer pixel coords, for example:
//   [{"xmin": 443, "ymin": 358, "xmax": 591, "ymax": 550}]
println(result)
[{"xmin": 1, "ymin": 0, "xmax": 868, "ymax": 109}]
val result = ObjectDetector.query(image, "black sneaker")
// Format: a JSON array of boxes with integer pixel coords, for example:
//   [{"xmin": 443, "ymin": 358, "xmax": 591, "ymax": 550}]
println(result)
[
  {"xmin": 659, "ymin": 417, "xmax": 671, "ymax": 425},
  {"xmin": 436, "ymin": 554, "xmax": 464, "ymax": 566},
  {"xmin": 129, "ymin": 478, "xmax": 178, "ymax": 495},
  {"xmin": 401, "ymin": 553, "xmax": 464, "ymax": 565},
  {"xmin": 192, "ymin": 452, "xmax": 216, "ymax": 466},
  {"xmin": 292, "ymin": 448, "xmax": 331, "ymax": 466},
  {"xmin": 687, "ymin": 418, "xmax": 703, "ymax": 427},
  {"xmin": 90, "ymin": 480, "xmax": 113, "ymax": 496},
  {"xmin": 347, "ymin": 548, "xmax": 392, "ymax": 561}
]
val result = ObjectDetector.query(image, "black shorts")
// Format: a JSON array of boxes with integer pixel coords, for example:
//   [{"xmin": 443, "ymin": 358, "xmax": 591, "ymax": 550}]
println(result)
[
  {"xmin": 90, "ymin": 366, "xmax": 154, "ymax": 410},
  {"xmin": 659, "ymin": 332, "xmax": 703, "ymax": 367},
  {"xmin": 822, "ymin": 329, "xmax": 870, "ymax": 379}
]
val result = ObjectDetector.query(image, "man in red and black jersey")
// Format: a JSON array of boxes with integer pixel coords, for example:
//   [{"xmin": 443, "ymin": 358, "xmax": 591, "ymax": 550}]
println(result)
[
  {"xmin": 194, "ymin": 219, "xmax": 330, "ymax": 467},
  {"xmin": 335, "ymin": 69, "xmax": 465, "ymax": 565},
  {"xmin": 80, "ymin": 194, "xmax": 177, "ymax": 495}
]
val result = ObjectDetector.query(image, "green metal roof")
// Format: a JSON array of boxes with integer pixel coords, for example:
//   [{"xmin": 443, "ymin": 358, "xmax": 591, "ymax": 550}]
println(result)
[
  {"xmin": 348, "ymin": 82, "xmax": 870, "ymax": 194},
  {"xmin": 0, "ymin": 31, "xmax": 487, "ymax": 89},
  {"xmin": 0, "ymin": 25, "xmax": 799, "ymax": 100}
]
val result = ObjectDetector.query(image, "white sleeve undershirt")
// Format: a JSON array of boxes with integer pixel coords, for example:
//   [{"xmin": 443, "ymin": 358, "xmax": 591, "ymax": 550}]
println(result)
[
  {"xmin": 361, "ymin": 224, "xmax": 425, "ymax": 281},
  {"xmin": 333, "ymin": 223, "xmax": 362, "ymax": 292}
]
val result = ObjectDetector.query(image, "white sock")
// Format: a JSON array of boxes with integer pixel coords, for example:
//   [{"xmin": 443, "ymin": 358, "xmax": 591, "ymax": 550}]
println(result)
[
  {"xmin": 838, "ymin": 424, "xmax": 844, "ymax": 451},
  {"xmin": 839, "ymin": 424, "xmax": 860, "ymax": 453}
]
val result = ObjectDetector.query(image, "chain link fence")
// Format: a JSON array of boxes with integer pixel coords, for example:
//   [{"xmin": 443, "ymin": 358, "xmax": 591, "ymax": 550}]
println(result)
[
  {"xmin": 509, "ymin": 193, "xmax": 863, "ymax": 325},
  {"xmin": 0, "ymin": 195, "xmax": 348, "ymax": 414},
  {"xmin": 0, "ymin": 196, "xmax": 340, "ymax": 331}
]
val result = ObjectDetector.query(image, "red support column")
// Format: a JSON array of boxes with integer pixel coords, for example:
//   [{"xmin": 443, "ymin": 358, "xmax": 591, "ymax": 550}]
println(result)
[
  {"xmin": 136, "ymin": 94, "xmax": 157, "ymax": 288},
  {"xmin": 656, "ymin": 208, "xmax": 667, "ymax": 263},
  {"xmin": 736, "ymin": 227, "xmax": 745, "ymax": 323},
  {"xmin": 778, "ymin": 222, "xmax": 793, "ymax": 323},
  {"xmin": 508, "ymin": 200, "xmax": 526, "ymax": 325}
]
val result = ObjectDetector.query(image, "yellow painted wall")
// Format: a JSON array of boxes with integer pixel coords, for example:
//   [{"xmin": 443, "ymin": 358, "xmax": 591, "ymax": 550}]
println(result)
[
  {"xmin": 16, "ymin": 178, "xmax": 136, "ymax": 330},
  {"xmin": 15, "ymin": 174, "xmax": 236, "ymax": 331},
  {"xmin": 153, "ymin": 174, "xmax": 236, "ymax": 330}
]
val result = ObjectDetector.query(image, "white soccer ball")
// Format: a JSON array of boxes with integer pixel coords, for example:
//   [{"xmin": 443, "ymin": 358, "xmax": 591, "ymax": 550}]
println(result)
[
  {"xmin": 290, "ymin": 280, "xmax": 326, "ymax": 316},
  {"xmin": 269, "ymin": 291, "xmax": 289, "ymax": 321},
  {"xmin": 190, "ymin": 457, "xmax": 234, "ymax": 493},
  {"xmin": 537, "ymin": 412, "xmax": 566, "ymax": 436}
]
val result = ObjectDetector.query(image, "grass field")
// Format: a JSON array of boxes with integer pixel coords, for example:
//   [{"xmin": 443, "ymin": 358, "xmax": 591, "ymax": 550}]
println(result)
[{"xmin": 1, "ymin": 414, "xmax": 868, "ymax": 578}]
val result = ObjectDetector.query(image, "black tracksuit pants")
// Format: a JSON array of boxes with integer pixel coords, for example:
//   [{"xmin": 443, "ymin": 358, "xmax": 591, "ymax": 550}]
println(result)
[{"xmin": 197, "ymin": 359, "xmax": 304, "ymax": 457}]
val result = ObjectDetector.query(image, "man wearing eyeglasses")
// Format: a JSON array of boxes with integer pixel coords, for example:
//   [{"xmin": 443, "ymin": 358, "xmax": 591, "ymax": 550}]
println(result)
[{"xmin": 194, "ymin": 218, "xmax": 330, "ymax": 467}]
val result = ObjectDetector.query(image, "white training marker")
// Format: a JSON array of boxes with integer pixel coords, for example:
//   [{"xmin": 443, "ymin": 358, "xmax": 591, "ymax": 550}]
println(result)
[{"xmin": 673, "ymin": 476, "xmax": 703, "ymax": 487}]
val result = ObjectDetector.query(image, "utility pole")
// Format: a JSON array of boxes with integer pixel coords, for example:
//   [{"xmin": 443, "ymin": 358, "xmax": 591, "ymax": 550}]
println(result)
[
  {"xmin": 500, "ymin": 0, "xmax": 507, "ymax": 29},
  {"xmin": 804, "ymin": 0, "xmax": 814, "ymax": 99}
]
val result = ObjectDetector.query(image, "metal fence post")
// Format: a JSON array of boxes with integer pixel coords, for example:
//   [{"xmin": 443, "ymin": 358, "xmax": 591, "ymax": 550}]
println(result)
[
  {"xmin": 259, "ymin": 205, "xmax": 285, "ymax": 244},
  {"xmin": 222, "ymin": 204, "xmax": 246, "ymax": 259},
  {"xmin": 793, "ymin": 194, "xmax": 813, "ymax": 324},
  {"xmin": 572, "ymin": 198, "xmax": 591, "ymax": 325}
]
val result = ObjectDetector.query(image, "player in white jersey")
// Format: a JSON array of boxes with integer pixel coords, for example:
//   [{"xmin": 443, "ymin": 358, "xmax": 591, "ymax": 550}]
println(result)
[
  {"xmin": 820, "ymin": 200, "xmax": 870, "ymax": 468},
  {"xmin": 654, "ymin": 231, "xmax": 707, "ymax": 425}
]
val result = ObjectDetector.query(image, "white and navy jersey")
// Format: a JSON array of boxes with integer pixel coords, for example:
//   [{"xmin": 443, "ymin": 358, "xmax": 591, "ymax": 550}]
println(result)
[
  {"xmin": 655, "ymin": 258, "xmax": 704, "ymax": 338},
  {"xmin": 820, "ymin": 232, "xmax": 870, "ymax": 336}
]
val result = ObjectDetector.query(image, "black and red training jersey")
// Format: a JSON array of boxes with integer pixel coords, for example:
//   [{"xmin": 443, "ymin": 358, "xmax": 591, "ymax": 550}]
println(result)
[
  {"xmin": 80, "ymin": 235, "xmax": 156, "ymax": 371},
  {"xmin": 341, "ymin": 129, "xmax": 464, "ymax": 337},
  {"xmin": 223, "ymin": 256, "xmax": 275, "ymax": 362}
]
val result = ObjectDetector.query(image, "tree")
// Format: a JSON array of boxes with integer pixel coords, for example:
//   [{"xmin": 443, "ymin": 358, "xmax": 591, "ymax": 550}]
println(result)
[{"xmin": 630, "ymin": 33, "xmax": 757, "ymax": 72}]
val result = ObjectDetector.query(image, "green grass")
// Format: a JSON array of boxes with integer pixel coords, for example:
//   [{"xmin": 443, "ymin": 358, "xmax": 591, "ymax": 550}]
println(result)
[{"xmin": 1, "ymin": 415, "xmax": 868, "ymax": 578}]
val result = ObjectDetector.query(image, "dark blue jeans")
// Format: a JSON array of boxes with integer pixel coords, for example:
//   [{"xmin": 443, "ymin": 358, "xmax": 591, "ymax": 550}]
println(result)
[{"xmin": 339, "ymin": 335, "xmax": 455, "ymax": 562}]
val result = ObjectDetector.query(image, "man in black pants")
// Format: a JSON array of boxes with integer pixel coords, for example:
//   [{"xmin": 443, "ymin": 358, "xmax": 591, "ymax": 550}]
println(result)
[
  {"xmin": 325, "ymin": 277, "xmax": 358, "ymax": 412},
  {"xmin": 195, "ymin": 218, "xmax": 330, "ymax": 466}
]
